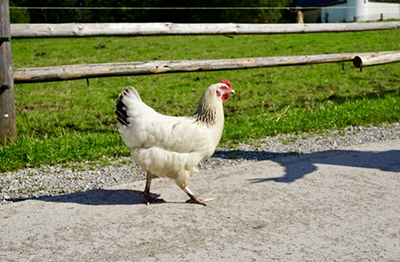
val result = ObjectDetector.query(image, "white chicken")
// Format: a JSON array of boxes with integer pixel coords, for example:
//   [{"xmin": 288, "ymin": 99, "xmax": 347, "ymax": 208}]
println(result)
[{"xmin": 115, "ymin": 79, "xmax": 234, "ymax": 206}]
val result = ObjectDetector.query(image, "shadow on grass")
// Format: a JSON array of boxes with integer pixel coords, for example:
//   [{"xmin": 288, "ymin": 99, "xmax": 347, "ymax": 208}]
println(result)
[{"xmin": 214, "ymin": 148, "xmax": 400, "ymax": 183}]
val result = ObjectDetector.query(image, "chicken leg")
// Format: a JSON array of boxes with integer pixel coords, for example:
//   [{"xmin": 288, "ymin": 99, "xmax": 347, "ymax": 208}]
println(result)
[
  {"xmin": 183, "ymin": 187, "xmax": 215, "ymax": 206},
  {"xmin": 139, "ymin": 172, "xmax": 166, "ymax": 205}
]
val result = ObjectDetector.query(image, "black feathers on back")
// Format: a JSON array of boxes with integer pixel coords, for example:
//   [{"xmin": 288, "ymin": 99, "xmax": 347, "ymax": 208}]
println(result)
[{"xmin": 115, "ymin": 94, "xmax": 129, "ymax": 126}]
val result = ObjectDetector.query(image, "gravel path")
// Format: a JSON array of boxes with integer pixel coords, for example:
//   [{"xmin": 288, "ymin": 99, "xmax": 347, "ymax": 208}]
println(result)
[
  {"xmin": 1, "ymin": 136, "xmax": 400, "ymax": 261},
  {"xmin": 1, "ymin": 122, "xmax": 400, "ymax": 204}
]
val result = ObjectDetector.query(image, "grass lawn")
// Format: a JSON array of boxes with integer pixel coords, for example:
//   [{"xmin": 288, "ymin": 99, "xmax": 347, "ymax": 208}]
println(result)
[{"xmin": 1, "ymin": 29, "xmax": 400, "ymax": 172}]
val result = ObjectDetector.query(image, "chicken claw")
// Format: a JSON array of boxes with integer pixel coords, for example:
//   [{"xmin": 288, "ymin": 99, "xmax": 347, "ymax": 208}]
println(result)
[
  {"xmin": 183, "ymin": 187, "xmax": 215, "ymax": 206},
  {"xmin": 139, "ymin": 191, "xmax": 166, "ymax": 205},
  {"xmin": 139, "ymin": 172, "xmax": 166, "ymax": 205},
  {"xmin": 186, "ymin": 197, "xmax": 215, "ymax": 206}
]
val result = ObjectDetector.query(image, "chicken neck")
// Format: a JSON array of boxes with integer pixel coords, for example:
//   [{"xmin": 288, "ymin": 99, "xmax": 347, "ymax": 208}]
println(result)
[{"xmin": 191, "ymin": 88, "xmax": 223, "ymax": 127}]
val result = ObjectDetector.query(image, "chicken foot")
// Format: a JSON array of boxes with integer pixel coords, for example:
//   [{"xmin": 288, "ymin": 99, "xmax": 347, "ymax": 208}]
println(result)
[
  {"xmin": 183, "ymin": 187, "xmax": 215, "ymax": 206},
  {"xmin": 139, "ymin": 172, "xmax": 166, "ymax": 205}
]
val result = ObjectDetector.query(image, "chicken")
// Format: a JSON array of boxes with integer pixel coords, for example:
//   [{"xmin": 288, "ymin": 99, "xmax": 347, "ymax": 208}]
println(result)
[{"xmin": 115, "ymin": 79, "xmax": 234, "ymax": 206}]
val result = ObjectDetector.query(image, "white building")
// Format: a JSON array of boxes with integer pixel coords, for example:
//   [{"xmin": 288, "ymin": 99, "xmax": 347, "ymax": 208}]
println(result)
[{"xmin": 298, "ymin": 0, "xmax": 400, "ymax": 22}]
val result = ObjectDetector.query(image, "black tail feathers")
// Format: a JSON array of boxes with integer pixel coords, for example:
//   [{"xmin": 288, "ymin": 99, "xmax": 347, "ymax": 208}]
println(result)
[{"xmin": 115, "ymin": 93, "xmax": 129, "ymax": 126}]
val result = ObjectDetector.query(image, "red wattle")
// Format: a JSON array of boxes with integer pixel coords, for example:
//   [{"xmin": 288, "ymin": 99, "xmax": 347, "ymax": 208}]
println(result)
[{"xmin": 221, "ymin": 94, "xmax": 229, "ymax": 102}]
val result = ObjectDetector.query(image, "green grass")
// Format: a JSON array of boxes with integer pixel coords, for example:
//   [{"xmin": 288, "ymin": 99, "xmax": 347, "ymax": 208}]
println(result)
[{"xmin": 1, "ymin": 29, "xmax": 400, "ymax": 172}]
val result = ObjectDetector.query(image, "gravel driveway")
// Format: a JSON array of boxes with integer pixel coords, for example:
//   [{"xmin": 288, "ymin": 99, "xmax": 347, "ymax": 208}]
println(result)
[{"xmin": 1, "ymin": 124, "xmax": 400, "ymax": 261}]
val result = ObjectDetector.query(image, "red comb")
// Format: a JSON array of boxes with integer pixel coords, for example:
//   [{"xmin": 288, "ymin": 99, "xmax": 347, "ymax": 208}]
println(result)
[{"xmin": 220, "ymin": 79, "xmax": 232, "ymax": 89}]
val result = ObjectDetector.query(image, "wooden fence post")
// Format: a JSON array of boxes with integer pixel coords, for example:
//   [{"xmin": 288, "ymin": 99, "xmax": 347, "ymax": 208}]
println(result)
[{"xmin": 0, "ymin": 0, "xmax": 17, "ymax": 145}]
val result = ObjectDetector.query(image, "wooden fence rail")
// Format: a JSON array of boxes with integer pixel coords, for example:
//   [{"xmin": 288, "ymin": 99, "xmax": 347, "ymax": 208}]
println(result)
[
  {"xmin": 353, "ymin": 52, "xmax": 400, "ymax": 69},
  {"xmin": 10, "ymin": 21, "xmax": 400, "ymax": 38},
  {"xmin": 14, "ymin": 51, "xmax": 399, "ymax": 84},
  {"xmin": 2, "ymin": 0, "xmax": 400, "ymax": 144}
]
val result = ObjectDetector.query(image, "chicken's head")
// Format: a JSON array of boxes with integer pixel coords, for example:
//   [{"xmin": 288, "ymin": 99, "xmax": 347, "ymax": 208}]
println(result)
[{"xmin": 217, "ymin": 79, "xmax": 235, "ymax": 102}]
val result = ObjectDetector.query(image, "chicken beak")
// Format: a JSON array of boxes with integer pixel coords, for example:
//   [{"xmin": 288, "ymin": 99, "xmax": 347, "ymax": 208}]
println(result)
[{"xmin": 230, "ymin": 89, "xmax": 235, "ymax": 94}]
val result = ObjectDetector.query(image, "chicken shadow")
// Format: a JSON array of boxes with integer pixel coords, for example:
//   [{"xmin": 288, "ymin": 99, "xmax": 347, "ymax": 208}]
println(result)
[
  {"xmin": 9, "ymin": 148, "xmax": 399, "ymax": 205},
  {"xmin": 11, "ymin": 189, "xmax": 162, "ymax": 206},
  {"xmin": 213, "ymin": 148, "xmax": 400, "ymax": 183}
]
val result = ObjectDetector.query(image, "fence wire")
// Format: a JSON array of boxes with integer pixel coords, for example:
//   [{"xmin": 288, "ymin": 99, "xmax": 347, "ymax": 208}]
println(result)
[{"xmin": 9, "ymin": 6, "xmax": 359, "ymax": 10}]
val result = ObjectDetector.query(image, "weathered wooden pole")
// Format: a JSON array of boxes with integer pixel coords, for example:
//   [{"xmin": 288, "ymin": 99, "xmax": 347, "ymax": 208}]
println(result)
[
  {"xmin": 0, "ymin": 0, "xmax": 17, "ymax": 145},
  {"xmin": 13, "ymin": 51, "xmax": 398, "ymax": 83},
  {"xmin": 10, "ymin": 21, "xmax": 400, "ymax": 38},
  {"xmin": 353, "ymin": 51, "xmax": 400, "ymax": 69}
]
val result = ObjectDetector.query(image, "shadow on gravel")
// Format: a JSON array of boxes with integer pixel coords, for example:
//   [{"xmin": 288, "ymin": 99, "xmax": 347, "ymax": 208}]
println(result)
[
  {"xmin": 215, "ymin": 149, "xmax": 400, "ymax": 183},
  {"xmin": 8, "ymin": 149, "xmax": 399, "ymax": 205},
  {"xmin": 33, "ymin": 189, "xmax": 160, "ymax": 205}
]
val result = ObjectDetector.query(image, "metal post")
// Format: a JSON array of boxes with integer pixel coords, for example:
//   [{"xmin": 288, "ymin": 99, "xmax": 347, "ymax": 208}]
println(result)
[{"xmin": 0, "ymin": 0, "xmax": 17, "ymax": 145}]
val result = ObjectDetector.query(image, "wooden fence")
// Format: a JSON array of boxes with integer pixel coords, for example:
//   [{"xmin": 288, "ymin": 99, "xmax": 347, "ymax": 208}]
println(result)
[
  {"xmin": 10, "ymin": 21, "xmax": 400, "ymax": 38},
  {"xmin": 13, "ymin": 51, "xmax": 400, "ymax": 84},
  {"xmin": 1, "ymin": 0, "xmax": 400, "ymax": 144},
  {"xmin": 1, "ymin": 0, "xmax": 16, "ymax": 145}
]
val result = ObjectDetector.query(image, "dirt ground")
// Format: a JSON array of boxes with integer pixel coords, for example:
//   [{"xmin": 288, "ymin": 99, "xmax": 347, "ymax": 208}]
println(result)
[{"xmin": 1, "ymin": 139, "xmax": 400, "ymax": 261}]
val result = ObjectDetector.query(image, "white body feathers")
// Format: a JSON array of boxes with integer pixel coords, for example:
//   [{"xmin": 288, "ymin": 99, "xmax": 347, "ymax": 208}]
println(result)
[{"xmin": 117, "ymin": 83, "xmax": 229, "ymax": 189}]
